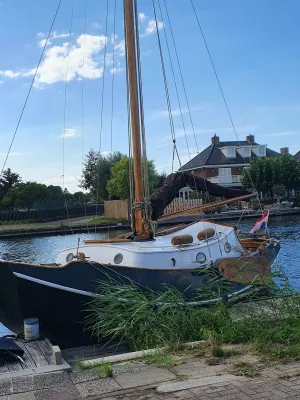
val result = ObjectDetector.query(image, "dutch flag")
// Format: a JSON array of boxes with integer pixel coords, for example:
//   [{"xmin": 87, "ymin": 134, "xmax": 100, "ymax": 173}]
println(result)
[{"xmin": 250, "ymin": 209, "xmax": 270, "ymax": 234}]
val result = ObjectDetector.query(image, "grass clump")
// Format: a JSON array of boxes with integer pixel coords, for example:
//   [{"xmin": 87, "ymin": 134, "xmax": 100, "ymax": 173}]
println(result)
[
  {"xmin": 228, "ymin": 361, "xmax": 261, "ymax": 377},
  {"xmin": 211, "ymin": 346, "xmax": 225, "ymax": 358},
  {"xmin": 75, "ymin": 358, "xmax": 113, "ymax": 377},
  {"xmin": 86, "ymin": 272, "xmax": 300, "ymax": 365},
  {"xmin": 144, "ymin": 350, "xmax": 184, "ymax": 371}
]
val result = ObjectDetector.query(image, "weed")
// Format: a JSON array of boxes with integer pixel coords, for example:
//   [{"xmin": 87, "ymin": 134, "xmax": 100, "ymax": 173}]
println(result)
[
  {"xmin": 144, "ymin": 350, "xmax": 184, "ymax": 371},
  {"xmin": 206, "ymin": 357, "xmax": 222, "ymax": 366},
  {"xmin": 229, "ymin": 361, "xmax": 261, "ymax": 378},
  {"xmin": 211, "ymin": 346, "xmax": 225, "ymax": 358},
  {"xmin": 86, "ymin": 271, "xmax": 300, "ymax": 360},
  {"xmin": 257, "ymin": 343, "xmax": 300, "ymax": 363},
  {"xmin": 75, "ymin": 357, "xmax": 85, "ymax": 371},
  {"xmin": 75, "ymin": 358, "xmax": 113, "ymax": 377}
]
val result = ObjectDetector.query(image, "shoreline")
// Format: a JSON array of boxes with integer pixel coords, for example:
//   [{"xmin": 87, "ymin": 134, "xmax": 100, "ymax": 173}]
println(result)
[{"xmin": 0, "ymin": 208, "xmax": 299, "ymax": 239}]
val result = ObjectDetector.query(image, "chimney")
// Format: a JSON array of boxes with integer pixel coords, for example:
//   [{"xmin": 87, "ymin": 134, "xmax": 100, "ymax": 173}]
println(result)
[
  {"xmin": 246, "ymin": 134, "xmax": 255, "ymax": 144},
  {"xmin": 211, "ymin": 134, "xmax": 220, "ymax": 145},
  {"xmin": 280, "ymin": 147, "xmax": 289, "ymax": 156}
]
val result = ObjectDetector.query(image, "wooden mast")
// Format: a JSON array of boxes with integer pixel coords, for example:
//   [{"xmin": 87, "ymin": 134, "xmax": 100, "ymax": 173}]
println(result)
[{"xmin": 124, "ymin": 0, "xmax": 145, "ymax": 235}]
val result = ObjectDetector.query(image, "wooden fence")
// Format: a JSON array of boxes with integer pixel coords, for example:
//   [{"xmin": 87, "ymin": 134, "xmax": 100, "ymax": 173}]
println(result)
[
  {"xmin": 104, "ymin": 200, "xmax": 129, "ymax": 220},
  {"xmin": 163, "ymin": 198, "xmax": 203, "ymax": 216},
  {"xmin": 104, "ymin": 198, "xmax": 202, "ymax": 220}
]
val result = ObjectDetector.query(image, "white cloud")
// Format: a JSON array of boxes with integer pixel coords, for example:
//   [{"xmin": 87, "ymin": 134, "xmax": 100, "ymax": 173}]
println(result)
[
  {"xmin": 37, "ymin": 31, "xmax": 73, "ymax": 48},
  {"xmin": 0, "ymin": 69, "xmax": 32, "ymax": 78},
  {"xmin": 141, "ymin": 20, "xmax": 164, "ymax": 37},
  {"xmin": 0, "ymin": 33, "xmax": 126, "ymax": 85},
  {"xmin": 0, "ymin": 80, "xmax": 3, "ymax": 85},
  {"xmin": 42, "ymin": 175, "xmax": 80, "ymax": 192},
  {"xmin": 138, "ymin": 12, "xmax": 163, "ymax": 37},
  {"xmin": 59, "ymin": 128, "xmax": 79, "ymax": 138},
  {"xmin": 138, "ymin": 13, "xmax": 147, "ymax": 22},
  {"xmin": 114, "ymin": 39, "xmax": 125, "ymax": 56},
  {"xmin": 264, "ymin": 131, "xmax": 299, "ymax": 137},
  {"xmin": 110, "ymin": 67, "xmax": 124, "ymax": 75}
]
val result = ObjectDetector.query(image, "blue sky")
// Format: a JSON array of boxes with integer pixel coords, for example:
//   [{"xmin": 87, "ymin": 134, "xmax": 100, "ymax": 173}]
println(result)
[{"xmin": 0, "ymin": 0, "xmax": 299, "ymax": 192}]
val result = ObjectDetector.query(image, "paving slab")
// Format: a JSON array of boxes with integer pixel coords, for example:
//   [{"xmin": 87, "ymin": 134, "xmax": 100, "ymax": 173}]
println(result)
[
  {"xmin": 0, "ymin": 380, "xmax": 12, "ymax": 396},
  {"xmin": 174, "ymin": 361, "xmax": 225, "ymax": 378},
  {"xmin": 8, "ymin": 393, "xmax": 35, "ymax": 400},
  {"xmin": 115, "ymin": 367, "xmax": 176, "ymax": 389},
  {"xmin": 34, "ymin": 385, "xmax": 81, "ymax": 400},
  {"xmin": 33, "ymin": 371, "xmax": 72, "ymax": 390},
  {"xmin": 76, "ymin": 378, "xmax": 122, "ymax": 398},
  {"xmin": 12, "ymin": 376, "xmax": 34, "ymax": 394},
  {"xmin": 112, "ymin": 361, "xmax": 152, "ymax": 376},
  {"xmin": 70, "ymin": 370, "xmax": 101, "ymax": 384},
  {"xmin": 156, "ymin": 374, "xmax": 241, "ymax": 394}
]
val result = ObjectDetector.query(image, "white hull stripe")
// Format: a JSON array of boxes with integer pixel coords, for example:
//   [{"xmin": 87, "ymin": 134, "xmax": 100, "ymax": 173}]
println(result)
[{"xmin": 14, "ymin": 272, "xmax": 93, "ymax": 297}]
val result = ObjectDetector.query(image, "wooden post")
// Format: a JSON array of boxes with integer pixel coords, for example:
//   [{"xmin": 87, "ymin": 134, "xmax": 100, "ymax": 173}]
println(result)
[{"xmin": 124, "ymin": 0, "xmax": 144, "ymax": 235}]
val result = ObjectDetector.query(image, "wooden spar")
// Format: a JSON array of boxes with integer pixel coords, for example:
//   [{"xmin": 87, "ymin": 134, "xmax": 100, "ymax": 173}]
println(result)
[
  {"xmin": 158, "ymin": 193, "xmax": 255, "ymax": 222},
  {"xmin": 124, "ymin": 0, "xmax": 144, "ymax": 234}
]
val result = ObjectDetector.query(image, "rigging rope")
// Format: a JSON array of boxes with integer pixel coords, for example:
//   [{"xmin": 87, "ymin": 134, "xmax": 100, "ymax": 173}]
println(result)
[
  {"xmin": 95, "ymin": 0, "xmax": 109, "ymax": 234},
  {"xmin": 151, "ymin": 0, "xmax": 181, "ymax": 173},
  {"xmin": 107, "ymin": 0, "xmax": 117, "ymax": 239},
  {"xmin": 162, "ymin": 0, "xmax": 199, "ymax": 154},
  {"xmin": 62, "ymin": 0, "xmax": 75, "ymax": 235},
  {"xmin": 0, "ymin": 0, "xmax": 62, "ymax": 178},
  {"xmin": 81, "ymin": 0, "xmax": 89, "ymax": 233},
  {"xmin": 156, "ymin": 0, "xmax": 191, "ymax": 160},
  {"xmin": 190, "ymin": 0, "xmax": 264, "ymax": 225}
]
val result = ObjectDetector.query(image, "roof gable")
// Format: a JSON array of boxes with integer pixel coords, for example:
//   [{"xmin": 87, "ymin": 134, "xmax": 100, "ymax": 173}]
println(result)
[{"xmin": 180, "ymin": 141, "xmax": 281, "ymax": 171}]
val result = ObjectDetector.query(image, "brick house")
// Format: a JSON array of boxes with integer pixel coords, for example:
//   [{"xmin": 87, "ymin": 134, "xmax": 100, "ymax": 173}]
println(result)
[{"xmin": 179, "ymin": 134, "xmax": 283, "ymax": 191}]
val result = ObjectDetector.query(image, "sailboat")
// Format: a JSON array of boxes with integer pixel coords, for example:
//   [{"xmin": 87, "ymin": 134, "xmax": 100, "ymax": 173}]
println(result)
[{"xmin": 0, "ymin": 0, "xmax": 280, "ymax": 346}]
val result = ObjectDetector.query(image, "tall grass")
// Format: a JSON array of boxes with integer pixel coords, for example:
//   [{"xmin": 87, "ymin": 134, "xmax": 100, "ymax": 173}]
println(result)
[{"xmin": 86, "ymin": 264, "xmax": 300, "ymax": 353}]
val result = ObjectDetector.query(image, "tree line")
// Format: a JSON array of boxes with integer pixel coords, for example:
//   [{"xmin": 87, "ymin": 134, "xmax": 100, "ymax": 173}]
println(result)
[
  {"xmin": 241, "ymin": 155, "xmax": 300, "ymax": 197},
  {"xmin": 0, "ymin": 151, "xmax": 166, "ymax": 211}
]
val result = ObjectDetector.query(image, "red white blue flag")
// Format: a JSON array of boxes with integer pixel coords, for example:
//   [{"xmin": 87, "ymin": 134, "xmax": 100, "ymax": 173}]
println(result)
[{"xmin": 250, "ymin": 209, "xmax": 270, "ymax": 234}]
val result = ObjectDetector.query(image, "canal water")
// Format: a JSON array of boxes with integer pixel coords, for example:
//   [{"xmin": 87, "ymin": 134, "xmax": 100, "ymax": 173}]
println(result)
[{"xmin": 0, "ymin": 215, "xmax": 299, "ymax": 336}]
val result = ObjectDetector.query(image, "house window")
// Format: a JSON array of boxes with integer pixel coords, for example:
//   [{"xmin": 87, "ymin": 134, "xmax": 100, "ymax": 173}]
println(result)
[
  {"xmin": 239, "ymin": 147, "xmax": 251, "ymax": 158},
  {"xmin": 257, "ymin": 145, "xmax": 266, "ymax": 157},
  {"xmin": 227, "ymin": 147, "xmax": 236, "ymax": 158},
  {"xmin": 221, "ymin": 146, "xmax": 236, "ymax": 158}
]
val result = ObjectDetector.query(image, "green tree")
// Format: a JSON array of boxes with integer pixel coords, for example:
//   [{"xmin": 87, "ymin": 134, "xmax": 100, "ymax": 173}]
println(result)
[
  {"xmin": 107, "ymin": 156, "xmax": 162, "ymax": 200},
  {"xmin": 1, "ymin": 187, "xmax": 18, "ymax": 210},
  {"xmin": 241, "ymin": 156, "xmax": 300, "ymax": 196},
  {"xmin": 12, "ymin": 182, "xmax": 48, "ymax": 211},
  {"xmin": 0, "ymin": 168, "xmax": 21, "ymax": 201},
  {"xmin": 274, "ymin": 156, "xmax": 300, "ymax": 191},
  {"xmin": 273, "ymin": 184, "xmax": 286, "ymax": 203},
  {"xmin": 47, "ymin": 185, "xmax": 64, "ymax": 200},
  {"xmin": 79, "ymin": 150, "xmax": 123, "ymax": 201}
]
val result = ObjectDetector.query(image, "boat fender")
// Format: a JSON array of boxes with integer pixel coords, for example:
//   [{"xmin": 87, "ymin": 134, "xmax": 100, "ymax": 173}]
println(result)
[
  {"xmin": 197, "ymin": 228, "xmax": 215, "ymax": 241},
  {"xmin": 171, "ymin": 234, "xmax": 193, "ymax": 246}
]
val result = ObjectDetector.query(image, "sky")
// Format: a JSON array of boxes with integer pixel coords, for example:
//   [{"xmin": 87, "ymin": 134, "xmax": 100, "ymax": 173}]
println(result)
[{"xmin": 0, "ymin": 0, "xmax": 299, "ymax": 192}]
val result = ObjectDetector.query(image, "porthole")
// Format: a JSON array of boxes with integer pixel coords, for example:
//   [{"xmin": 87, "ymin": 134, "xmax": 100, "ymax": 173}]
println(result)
[
  {"xmin": 114, "ymin": 253, "xmax": 123, "ymax": 264},
  {"xmin": 66, "ymin": 253, "xmax": 74, "ymax": 262},
  {"xmin": 224, "ymin": 242, "xmax": 231, "ymax": 253},
  {"xmin": 196, "ymin": 252, "xmax": 206, "ymax": 264},
  {"xmin": 170, "ymin": 258, "xmax": 176, "ymax": 267}
]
